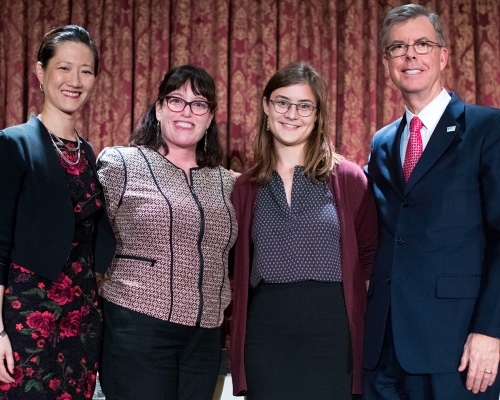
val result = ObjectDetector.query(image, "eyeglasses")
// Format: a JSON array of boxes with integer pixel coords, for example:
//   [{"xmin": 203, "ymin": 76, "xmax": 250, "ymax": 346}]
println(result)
[
  {"xmin": 386, "ymin": 41, "xmax": 442, "ymax": 58},
  {"xmin": 164, "ymin": 96, "xmax": 211, "ymax": 116},
  {"xmin": 269, "ymin": 99, "xmax": 317, "ymax": 117}
]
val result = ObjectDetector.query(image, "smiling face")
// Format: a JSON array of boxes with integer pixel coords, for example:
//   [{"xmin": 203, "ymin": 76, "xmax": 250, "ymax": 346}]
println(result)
[
  {"xmin": 383, "ymin": 15, "xmax": 448, "ymax": 110},
  {"xmin": 156, "ymin": 83, "xmax": 214, "ymax": 154},
  {"xmin": 36, "ymin": 41, "xmax": 96, "ymax": 116},
  {"xmin": 263, "ymin": 83, "xmax": 317, "ymax": 151}
]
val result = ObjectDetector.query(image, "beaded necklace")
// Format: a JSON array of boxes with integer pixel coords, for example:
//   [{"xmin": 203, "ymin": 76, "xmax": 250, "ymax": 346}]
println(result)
[{"xmin": 37, "ymin": 114, "xmax": 81, "ymax": 165}]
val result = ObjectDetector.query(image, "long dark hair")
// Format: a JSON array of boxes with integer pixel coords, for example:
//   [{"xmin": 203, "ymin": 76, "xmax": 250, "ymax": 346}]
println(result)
[
  {"xmin": 252, "ymin": 61, "xmax": 340, "ymax": 186},
  {"xmin": 38, "ymin": 25, "xmax": 99, "ymax": 76},
  {"xmin": 130, "ymin": 65, "xmax": 223, "ymax": 168}
]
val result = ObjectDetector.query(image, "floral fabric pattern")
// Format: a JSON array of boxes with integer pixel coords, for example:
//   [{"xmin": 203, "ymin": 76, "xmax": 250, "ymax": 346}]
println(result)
[{"xmin": 1, "ymin": 138, "xmax": 103, "ymax": 400}]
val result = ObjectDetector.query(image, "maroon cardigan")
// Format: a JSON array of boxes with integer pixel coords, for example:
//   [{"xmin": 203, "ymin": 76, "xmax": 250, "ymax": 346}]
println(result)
[{"xmin": 230, "ymin": 159, "xmax": 378, "ymax": 396}]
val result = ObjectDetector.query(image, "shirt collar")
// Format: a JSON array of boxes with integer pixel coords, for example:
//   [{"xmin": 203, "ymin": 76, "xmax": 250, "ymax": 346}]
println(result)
[{"xmin": 405, "ymin": 88, "xmax": 451, "ymax": 132}]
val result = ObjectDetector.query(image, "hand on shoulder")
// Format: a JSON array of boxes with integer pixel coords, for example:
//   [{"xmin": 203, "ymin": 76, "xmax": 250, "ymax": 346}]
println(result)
[{"xmin": 229, "ymin": 169, "xmax": 241, "ymax": 179}]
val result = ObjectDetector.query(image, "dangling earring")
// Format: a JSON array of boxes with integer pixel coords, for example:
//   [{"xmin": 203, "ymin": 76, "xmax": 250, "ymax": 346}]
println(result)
[
  {"xmin": 266, "ymin": 117, "xmax": 270, "ymax": 131},
  {"xmin": 204, "ymin": 130, "xmax": 208, "ymax": 153},
  {"xmin": 40, "ymin": 84, "xmax": 44, "ymax": 92},
  {"xmin": 157, "ymin": 121, "xmax": 161, "ymax": 141}
]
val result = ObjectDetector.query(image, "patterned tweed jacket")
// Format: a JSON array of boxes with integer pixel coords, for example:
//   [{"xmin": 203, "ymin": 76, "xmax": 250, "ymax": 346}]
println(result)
[{"xmin": 97, "ymin": 146, "xmax": 237, "ymax": 328}]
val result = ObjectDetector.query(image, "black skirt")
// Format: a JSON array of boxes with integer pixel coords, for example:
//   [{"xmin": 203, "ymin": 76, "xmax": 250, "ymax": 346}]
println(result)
[{"xmin": 244, "ymin": 281, "xmax": 353, "ymax": 400}]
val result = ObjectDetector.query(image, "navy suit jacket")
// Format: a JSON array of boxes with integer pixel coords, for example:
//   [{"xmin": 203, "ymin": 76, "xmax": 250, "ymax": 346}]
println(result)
[
  {"xmin": 364, "ymin": 93, "xmax": 500, "ymax": 374},
  {"xmin": 0, "ymin": 116, "xmax": 116, "ymax": 284}
]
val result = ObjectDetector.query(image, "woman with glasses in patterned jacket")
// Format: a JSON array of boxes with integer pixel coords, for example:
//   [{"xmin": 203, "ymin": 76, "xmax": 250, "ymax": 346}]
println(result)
[{"xmin": 97, "ymin": 65, "xmax": 238, "ymax": 400}]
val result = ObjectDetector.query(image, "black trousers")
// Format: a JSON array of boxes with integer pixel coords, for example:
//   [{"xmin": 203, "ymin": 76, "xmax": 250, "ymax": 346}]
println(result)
[
  {"xmin": 363, "ymin": 313, "xmax": 500, "ymax": 400},
  {"xmin": 244, "ymin": 281, "xmax": 356, "ymax": 400},
  {"xmin": 100, "ymin": 299, "xmax": 221, "ymax": 400}
]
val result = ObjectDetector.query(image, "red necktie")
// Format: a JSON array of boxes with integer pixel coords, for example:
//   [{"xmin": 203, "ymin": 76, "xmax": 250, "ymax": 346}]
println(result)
[{"xmin": 403, "ymin": 116, "xmax": 423, "ymax": 182}]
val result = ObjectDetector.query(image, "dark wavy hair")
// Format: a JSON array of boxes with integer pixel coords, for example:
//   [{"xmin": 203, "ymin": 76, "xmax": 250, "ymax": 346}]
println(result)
[
  {"xmin": 251, "ymin": 61, "xmax": 340, "ymax": 186},
  {"xmin": 130, "ymin": 65, "xmax": 223, "ymax": 168},
  {"xmin": 38, "ymin": 25, "xmax": 99, "ymax": 76}
]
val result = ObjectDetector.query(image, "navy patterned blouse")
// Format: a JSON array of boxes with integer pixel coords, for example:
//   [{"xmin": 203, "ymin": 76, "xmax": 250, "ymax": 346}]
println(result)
[{"xmin": 250, "ymin": 166, "xmax": 342, "ymax": 288}]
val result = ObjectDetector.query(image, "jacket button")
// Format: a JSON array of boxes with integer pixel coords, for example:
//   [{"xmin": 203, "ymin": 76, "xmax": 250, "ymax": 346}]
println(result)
[
  {"xmin": 396, "ymin": 237, "xmax": 405, "ymax": 245},
  {"xmin": 401, "ymin": 199, "xmax": 408, "ymax": 207}
]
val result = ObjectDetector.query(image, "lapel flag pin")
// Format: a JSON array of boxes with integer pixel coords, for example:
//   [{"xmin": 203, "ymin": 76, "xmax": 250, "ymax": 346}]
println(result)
[{"xmin": 447, "ymin": 126, "xmax": 456, "ymax": 132}]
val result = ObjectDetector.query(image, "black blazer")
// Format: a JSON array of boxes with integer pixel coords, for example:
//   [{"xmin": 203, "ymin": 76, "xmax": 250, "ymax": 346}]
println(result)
[
  {"xmin": 0, "ymin": 116, "xmax": 115, "ymax": 284},
  {"xmin": 364, "ymin": 93, "xmax": 500, "ymax": 373}
]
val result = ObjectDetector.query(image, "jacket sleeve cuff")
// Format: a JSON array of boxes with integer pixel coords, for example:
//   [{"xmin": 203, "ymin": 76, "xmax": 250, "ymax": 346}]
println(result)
[{"xmin": 0, "ymin": 263, "xmax": 9, "ymax": 286}]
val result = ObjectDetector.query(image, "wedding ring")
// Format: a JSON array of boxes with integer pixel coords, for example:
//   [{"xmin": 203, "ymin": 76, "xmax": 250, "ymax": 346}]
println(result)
[{"xmin": 485, "ymin": 370, "xmax": 492, "ymax": 374}]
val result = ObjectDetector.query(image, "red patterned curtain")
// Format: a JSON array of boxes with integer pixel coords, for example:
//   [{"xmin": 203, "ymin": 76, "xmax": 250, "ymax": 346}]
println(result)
[{"xmin": 1, "ymin": 0, "xmax": 499, "ymax": 169}]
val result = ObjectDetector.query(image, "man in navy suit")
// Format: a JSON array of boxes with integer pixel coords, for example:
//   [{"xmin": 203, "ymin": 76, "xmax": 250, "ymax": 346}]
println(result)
[{"xmin": 363, "ymin": 4, "xmax": 500, "ymax": 399}]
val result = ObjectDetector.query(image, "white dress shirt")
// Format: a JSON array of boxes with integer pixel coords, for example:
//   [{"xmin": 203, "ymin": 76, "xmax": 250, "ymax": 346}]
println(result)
[{"xmin": 400, "ymin": 88, "xmax": 451, "ymax": 166}]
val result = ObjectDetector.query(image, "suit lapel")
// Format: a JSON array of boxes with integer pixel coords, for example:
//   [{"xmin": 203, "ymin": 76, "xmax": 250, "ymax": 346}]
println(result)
[
  {"xmin": 29, "ymin": 116, "xmax": 69, "ymax": 183},
  {"xmin": 404, "ymin": 94, "xmax": 465, "ymax": 195},
  {"xmin": 384, "ymin": 116, "xmax": 406, "ymax": 194}
]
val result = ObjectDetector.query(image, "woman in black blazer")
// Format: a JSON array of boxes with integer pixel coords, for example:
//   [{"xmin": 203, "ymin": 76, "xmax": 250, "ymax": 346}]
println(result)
[{"xmin": 0, "ymin": 26, "xmax": 115, "ymax": 399}]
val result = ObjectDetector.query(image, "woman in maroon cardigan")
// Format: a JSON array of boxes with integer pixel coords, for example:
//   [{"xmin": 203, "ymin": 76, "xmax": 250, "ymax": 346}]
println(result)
[{"xmin": 230, "ymin": 62, "xmax": 378, "ymax": 399}]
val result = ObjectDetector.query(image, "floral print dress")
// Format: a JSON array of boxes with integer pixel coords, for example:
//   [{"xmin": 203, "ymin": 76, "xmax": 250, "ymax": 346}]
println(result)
[{"xmin": 1, "ymin": 136, "xmax": 103, "ymax": 400}]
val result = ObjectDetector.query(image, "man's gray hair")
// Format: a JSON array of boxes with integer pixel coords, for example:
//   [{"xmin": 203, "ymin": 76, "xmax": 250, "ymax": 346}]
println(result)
[{"xmin": 380, "ymin": 4, "xmax": 446, "ymax": 52}]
